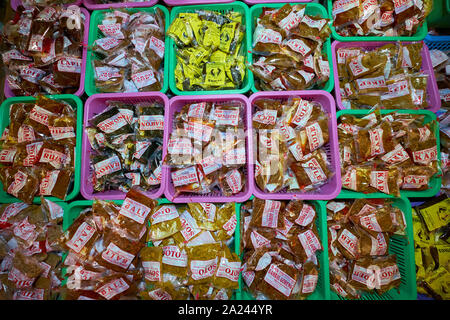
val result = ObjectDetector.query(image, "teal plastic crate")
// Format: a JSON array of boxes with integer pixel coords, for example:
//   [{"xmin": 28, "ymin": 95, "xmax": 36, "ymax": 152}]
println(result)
[
  {"xmin": 236, "ymin": 197, "xmax": 331, "ymax": 300},
  {"xmin": 168, "ymin": 1, "xmax": 253, "ymax": 95},
  {"xmin": 337, "ymin": 109, "xmax": 441, "ymax": 198},
  {"xmin": 85, "ymin": 5, "xmax": 170, "ymax": 96},
  {"xmin": 330, "ymin": 195, "xmax": 417, "ymax": 300},
  {"xmin": 65, "ymin": 198, "xmax": 242, "ymax": 300},
  {"xmin": 249, "ymin": 2, "xmax": 334, "ymax": 93},
  {"xmin": 0, "ymin": 95, "xmax": 82, "ymax": 204},
  {"xmin": 327, "ymin": 0, "xmax": 428, "ymax": 42}
]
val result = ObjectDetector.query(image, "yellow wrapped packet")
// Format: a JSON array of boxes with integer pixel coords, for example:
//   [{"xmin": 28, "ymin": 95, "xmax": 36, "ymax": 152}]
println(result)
[{"xmin": 148, "ymin": 204, "xmax": 182, "ymax": 241}]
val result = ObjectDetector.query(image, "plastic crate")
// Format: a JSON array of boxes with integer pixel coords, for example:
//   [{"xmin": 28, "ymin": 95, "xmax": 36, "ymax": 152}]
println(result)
[
  {"xmin": 331, "ymin": 40, "xmax": 442, "ymax": 113},
  {"xmin": 0, "ymin": 95, "xmax": 82, "ymax": 204},
  {"xmin": 65, "ymin": 199, "xmax": 241, "ymax": 299},
  {"xmin": 4, "ymin": 7, "xmax": 90, "ymax": 99},
  {"xmin": 83, "ymin": 0, "xmax": 157, "ymax": 10},
  {"xmin": 330, "ymin": 195, "xmax": 417, "ymax": 300},
  {"xmin": 327, "ymin": 0, "xmax": 428, "ymax": 42},
  {"xmin": 236, "ymin": 198, "xmax": 331, "ymax": 300},
  {"xmin": 163, "ymin": 0, "xmax": 234, "ymax": 5},
  {"xmin": 424, "ymin": 34, "xmax": 450, "ymax": 52},
  {"xmin": 84, "ymin": 5, "xmax": 170, "ymax": 96},
  {"xmin": 426, "ymin": 0, "xmax": 450, "ymax": 29},
  {"xmin": 337, "ymin": 109, "xmax": 441, "ymax": 198},
  {"xmin": 248, "ymin": 91, "xmax": 342, "ymax": 200},
  {"xmin": 80, "ymin": 92, "xmax": 169, "ymax": 201},
  {"xmin": 164, "ymin": 95, "xmax": 253, "ymax": 203},
  {"xmin": 168, "ymin": 1, "xmax": 253, "ymax": 96},
  {"xmin": 10, "ymin": 0, "xmax": 82, "ymax": 10},
  {"xmin": 248, "ymin": 2, "xmax": 334, "ymax": 93}
]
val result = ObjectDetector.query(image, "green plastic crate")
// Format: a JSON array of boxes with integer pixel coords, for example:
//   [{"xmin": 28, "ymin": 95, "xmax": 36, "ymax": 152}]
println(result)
[
  {"xmin": 327, "ymin": 0, "xmax": 428, "ymax": 42},
  {"xmin": 168, "ymin": 1, "xmax": 253, "ymax": 96},
  {"xmin": 85, "ymin": 5, "xmax": 170, "ymax": 96},
  {"xmin": 249, "ymin": 2, "xmax": 334, "ymax": 93},
  {"xmin": 0, "ymin": 95, "xmax": 82, "ymax": 204},
  {"xmin": 236, "ymin": 197, "xmax": 331, "ymax": 300},
  {"xmin": 64, "ymin": 199, "xmax": 242, "ymax": 300},
  {"xmin": 330, "ymin": 195, "xmax": 417, "ymax": 300},
  {"xmin": 427, "ymin": 0, "xmax": 450, "ymax": 28},
  {"xmin": 337, "ymin": 109, "xmax": 441, "ymax": 198}
]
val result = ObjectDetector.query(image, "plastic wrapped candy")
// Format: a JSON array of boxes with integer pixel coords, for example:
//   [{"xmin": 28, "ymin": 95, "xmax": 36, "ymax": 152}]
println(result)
[
  {"xmin": 252, "ymin": 97, "xmax": 334, "ymax": 194},
  {"xmin": 331, "ymin": 0, "xmax": 432, "ymax": 37},
  {"xmin": 168, "ymin": 9, "xmax": 246, "ymax": 92},
  {"xmin": 338, "ymin": 108, "xmax": 440, "ymax": 197},
  {"xmin": 240, "ymin": 197, "xmax": 322, "ymax": 300},
  {"xmin": 91, "ymin": 8, "xmax": 166, "ymax": 93},
  {"xmin": 338, "ymin": 42, "xmax": 432, "ymax": 110},
  {"xmin": 138, "ymin": 201, "xmax": 240, "ymax": 300},
  {"xmin": 1, "ymin": 5, "xmax": 85, "ymax": 96},
  {"xmin": 0, "ymin": 200, "xmax": 65, "ymax": 300},
  {"xmin": 164, "ymin": 100, "xmax": 247, "ymax": 198},
  {"xmin": 249, "ymin": 4, "xmax": 331, "ymax": 91},
  {"xmin": 0, "ymin": 96, "xmax": 76, "ymax": 203},
  {"xmin": 86, "ymin": 100, "xmax": 164, "ymax": 194},
  {"xmin": 327, "ymin": 199, "xmax": 406, "ymax": 298}
]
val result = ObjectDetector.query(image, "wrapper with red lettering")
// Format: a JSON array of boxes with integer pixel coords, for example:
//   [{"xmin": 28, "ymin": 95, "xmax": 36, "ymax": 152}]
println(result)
[
  {"xmin": 338, "ymin": 109, "xmax": 440, "ymax": 196},
  {"xmin": 92, "ymin": 8, "xmax": 165, "ymax": 93},
  {"xmin": 0, "ymin": 96, "xmax": 76, "ymax": 203},
  {"xmin": 327, "ymin": 199, "xmax": 405, "ymax": 298},
  {"xmin": 1, "ymin": 5, "xmax": 85, "ymax": 96},
  {"xmin": 165, "ymin": 100, "xmax": 247, "ymax": 198},
  {"xmin": 241, "ymin": 197, "xmax": 323, "ymax": 300},
  {"xmin": 249, "ymin": 4, "xmax": 331, "ymax": 91},
  {"xmin": 0, "ymin": 200, "xmax": 66, "ymax": 300},
  {"xmin": 331, "ymin": 0, "xmax": 432, "ymax": 37}
]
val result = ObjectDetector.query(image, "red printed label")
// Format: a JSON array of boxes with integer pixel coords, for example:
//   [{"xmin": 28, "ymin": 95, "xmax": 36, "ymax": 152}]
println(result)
[
  {"xmin": 295, "ymin": 204, "xmax": 316, "ymax": 226},
  {"xmin": 253, "ymin": 109, "xmax": 277, "ymax": 125},
  {"xmin": 264, "ymin": 264, "xmax": 296, "ymax": 297},
  {"xmin": 262, "ymin": 200, "xmax": 281, "ymax": 228},
  {"xmin": 412, "ymin": 146, "xmax": 437, "ymax": 165},
  {"xmin": 291, "ymin": 100, "xmax": 313, "ymax": 128},
  {"xmin": 57, "ymin": 57, "xmax": 82, "ymax": 73},
  {"xmin": 190, "ymin": 258, "xmax": 218, "ymax": 281},
  {"xmin": 95, "ymin": 277, "xmax": 129, "ymax": 300},
  {"xmin": 139, "ymin": 115, "xmax": 164, "ymax": 131},
  {"xmin": 66, "ymin": 222, "xmax": 96, "ymax": 254},
  {"xmin": 97, "ymin": 113, "xmax": 128, "ymax": 134},
  {"xmin": 29, "ymin": 105, "xmax": 54, "ymax": 126},
  {"xmin": 152, "ymin": 205, "xmax": 179, "ymax": 225},
  {"xmin": 215, "ymin": 257, "xmax": 240, "ymax": 282},
  {"xmin": 306, "ymin": 122, "xmax": 324, "ymax": 151},
  {"xmin": 120, "ymin": 197, "xmax": 151, "ymax": 225},
  {"xmin": 303, "ymin": 158, "xmax": 327, "ymax": 184},
  {"xmin": 8, "ymin": 171, "xmax": 28, "ymax": 196},
  {"xmin": 162, "ymin": 246, "xmax": 187, "ymax": 267},
  {"xmin": 94, "ymin": 155, "xmax": 122, "ymax": 179},
  {"xmin": 285, "ymin": 39, "xmax": 311, "ymax": 56},
  {"xmin": 225, "ymin": 169, "xmax": 242, "ymax": 194},
  {"xmin": 132, "ymin": 70, "xmax": 157, "ymax": 89},
  {"xmin": 370, "ymin": 171, "xmax": 390, "ymax": 194},
  {"xmin": 298, "ymin": 229, "xmax": 321, "ymax": 258},
  {"xmin": 381, "ymin": 144, "xmax": 410, "ymax": 164},
  {"xmin": 369, "ymin": 128, "xmax": 385, "ymax": 157},
  {"xmin": 338, "ymin": 229, "xmax": 359, "ymax": 257},
  {"xmin": 101, "ymin": 242, "xmax": 135, "ymax": 270},
  {"xmin": 172, "ymin": 166, "xmax": 198, "ymax": 187}
]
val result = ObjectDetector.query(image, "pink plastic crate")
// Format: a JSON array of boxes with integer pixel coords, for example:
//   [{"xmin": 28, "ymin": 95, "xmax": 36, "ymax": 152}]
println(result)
[
  {"xmin": 10, "ymin": 0, "xmax": 82, "ymax": 10},
  {"xmin": 248, "ymin": 90, "xmax": 342, "ymax": 200},
  {"xmin": 164, "ymin": 95, "xmax": 253, "ymax": 203},
  {"xmin": 331, "ymin": 40, "xmax": 441, "ymax": 113},
  {"xmin": 4, "ymin": 6, "xmax": 89, "ymax": 98},
  {"xmin": 163, "ymin": 0, "xmax": 233, "ymax": 5},
  {"xmin": 81, "ymin": 92, "xmax": 169, "ymax": 200},
  {"xmin": 243, "ymin": 0, "xmax": 312, "ymax": 3},
  {"xmin": 83, "ymin": 0, "xmax": 157, "ymax": 10}
]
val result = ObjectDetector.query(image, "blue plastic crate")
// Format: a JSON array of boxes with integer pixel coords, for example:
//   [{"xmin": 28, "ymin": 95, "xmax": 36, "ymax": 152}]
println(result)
[{"xmin": 424, "ymin": 35, "xmax": 450, "ymax": 51}]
